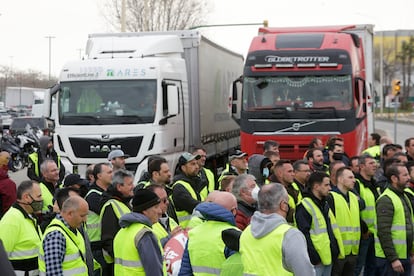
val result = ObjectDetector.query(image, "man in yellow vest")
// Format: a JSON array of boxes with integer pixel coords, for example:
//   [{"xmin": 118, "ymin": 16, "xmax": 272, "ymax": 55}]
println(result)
[
  {"xmin": 269, "ymin": 159, "xmax": 297, "ymax": 223},
  {"xmin": 218, "ymin": 149, "xmax": 248, "ymax": 187},
  {"xmin": 193, "ymin": 147, "xmax": 216, "ymax": 198},
  {"xmin": 0, "ymin": 180, "xmax": 43, "ymax": 275},
  {"xmin": 326, "ymin": 167, "xmax": 361, "ymax": 275},
  {"xmin": 375, "ymin": 164, "xmax": 414, "ymax": 275},
  {"xmin": 113, "ymin": 189, "xmax": 164, "ymax": 275},
  {"xmin": 354, "ymin": 154, "xmax": 379, "ymax": 276},
  {"xmin": 295, "ymin": 171, "xmax": 344, "ymax": 276},
  {"xmin": 171, "ymin": 152, "xmax": 203, "ymax": 228},
  {"xmin": 292, "ymin": 159, "xmax": 311, "ymax": 202},
  {"xmin": 135, "ymin": 156, "xmax": 172, "ymax": 189},
  {"xmin": 27, "ymin": 135, "xmax": 65, "ymax": 182},
  {"xmin": 146, "ymin": 184, "xmax": 181, "ymax": 246},
  {"xmin": 100, "ymin": 169, "xmax": 134, "ymax": 274},
  {"xmin": 240, "ymin": 183, "xmax": 315, "ymax": 275},
  {"xmin": 85, "ymin": 162, "xmax": 113, "ymax": 276},
  {"xmin": 38, "ymin": 159, "xmax": 61, "ymax": 213},
  {"xmin": 39, "ymin": 195, "xmax": 89, "ymax": 275},
  {"xmin": 179, "ymin": 191, "xmax": 239, "ymax": 275},
  {"xmin": 363, "ymin": 133, "xmax": 381, "ymax": 161}
]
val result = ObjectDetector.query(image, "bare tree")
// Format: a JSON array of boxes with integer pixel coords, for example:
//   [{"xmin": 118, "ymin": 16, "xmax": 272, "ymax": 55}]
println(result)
[
  {"xmin": 0, "ymin": 65, "xmax": 56, "ymax": 100},
  {"xmin": 102, "ymin": 0, "xmax": 210, "ymax": 32}
]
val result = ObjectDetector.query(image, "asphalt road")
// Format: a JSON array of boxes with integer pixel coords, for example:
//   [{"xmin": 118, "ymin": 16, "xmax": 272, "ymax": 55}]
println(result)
[{"xmin": 9, "ymin": 167, "xmax": 28, "ymax": 186}]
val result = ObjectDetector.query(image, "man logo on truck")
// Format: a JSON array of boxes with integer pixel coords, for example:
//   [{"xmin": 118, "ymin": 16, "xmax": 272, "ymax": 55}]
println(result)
[{"xmin": 90, "ymin": 145, "xmax": 121, "ymax": 153}]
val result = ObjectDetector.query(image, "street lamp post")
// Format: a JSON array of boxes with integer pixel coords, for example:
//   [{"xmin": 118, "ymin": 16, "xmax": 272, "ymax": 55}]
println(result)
[{"xmin": 45, "ymin": 36, "xmax": 55, "ymax": 80}]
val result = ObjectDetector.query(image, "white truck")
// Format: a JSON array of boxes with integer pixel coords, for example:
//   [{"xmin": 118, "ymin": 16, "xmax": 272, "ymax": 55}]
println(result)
[{"xmin": 44, "ymin": 30, "xmax": 244, "ymax": 182}]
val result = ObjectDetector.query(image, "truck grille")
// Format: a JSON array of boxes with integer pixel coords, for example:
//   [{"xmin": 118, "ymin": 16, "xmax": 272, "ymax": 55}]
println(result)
[{"xmin": 69, "ymin": 136, "xmax": 143, "ymax": 158}]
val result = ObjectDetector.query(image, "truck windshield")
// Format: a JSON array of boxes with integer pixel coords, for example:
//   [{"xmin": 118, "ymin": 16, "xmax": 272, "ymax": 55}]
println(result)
[
  {"xmin": 242, "ymin": 75, "xmax": 352, "ymax": 111},
  {"xmin": 58, "ymin": 80, "xmax": 157, "ymax": 125}
]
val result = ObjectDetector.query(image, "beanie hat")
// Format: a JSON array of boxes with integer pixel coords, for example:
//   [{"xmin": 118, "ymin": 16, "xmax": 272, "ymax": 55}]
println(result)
[
  {"xmin": 64, "ymin": 174, "xmax": 88, "ymax": 187},
  {"xmin": 132, "ymin": 189, "xmax": 161, "ymax": 212}
]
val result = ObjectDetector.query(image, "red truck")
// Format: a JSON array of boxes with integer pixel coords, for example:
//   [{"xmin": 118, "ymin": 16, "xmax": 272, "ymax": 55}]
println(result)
[{"xmin": 232, "ymin": 25, "xmax": 375, "ymax": 160}]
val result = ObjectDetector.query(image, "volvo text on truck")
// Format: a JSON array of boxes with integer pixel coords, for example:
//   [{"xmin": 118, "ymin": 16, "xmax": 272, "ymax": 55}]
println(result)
[
  {"xmin": 232, "ymin": 25, "xmax": 374, "ymax": 160},
  {"xmin": 44, "ymin": 30, "xmax": 244, "ymax": 182}
]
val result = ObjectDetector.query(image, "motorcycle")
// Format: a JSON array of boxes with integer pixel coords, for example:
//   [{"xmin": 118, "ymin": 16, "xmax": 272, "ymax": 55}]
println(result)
[
  {"xmin": 13, "ymin": 124, "xmax": 41, "ymax": 169},
  {"xmin": 0, "ymin": 134, "xmax": 24, "ymax": 171}
]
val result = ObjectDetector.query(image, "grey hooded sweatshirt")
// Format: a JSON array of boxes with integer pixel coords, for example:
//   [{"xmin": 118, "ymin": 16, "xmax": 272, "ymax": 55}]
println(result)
[{"xmin": 248, "ymin": 211, "xmax": 315, "ymax": 276}]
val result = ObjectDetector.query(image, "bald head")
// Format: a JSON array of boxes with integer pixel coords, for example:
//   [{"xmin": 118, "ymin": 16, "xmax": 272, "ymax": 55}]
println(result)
[
  {"xmin": 207, "ymin": 191, "xmax": 237, "ymax": 212},
  {"xmin": 61, "ymin": 196, "xmax": 89, "ymax": 229},
  {"xmin": 205, "ymin": 190, "xmax": 221, "ymax": 203}
]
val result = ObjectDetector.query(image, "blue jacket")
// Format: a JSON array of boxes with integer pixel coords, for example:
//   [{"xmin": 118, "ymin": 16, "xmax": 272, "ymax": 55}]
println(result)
[{"xmin": 179, "ymin": 202, "xmax": 236, "ymax": 276}]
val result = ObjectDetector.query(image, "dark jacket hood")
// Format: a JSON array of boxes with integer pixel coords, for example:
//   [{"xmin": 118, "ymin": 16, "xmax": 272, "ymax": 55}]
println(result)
[{"xmin": 195, "ymin": 202, "xmax": 236, "ymax": 226}]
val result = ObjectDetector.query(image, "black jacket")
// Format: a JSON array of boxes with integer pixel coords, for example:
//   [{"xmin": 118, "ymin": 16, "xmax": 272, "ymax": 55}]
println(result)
[{"xmin": 171, "ymin": 173, "xmax": 205, "ymax": 213}]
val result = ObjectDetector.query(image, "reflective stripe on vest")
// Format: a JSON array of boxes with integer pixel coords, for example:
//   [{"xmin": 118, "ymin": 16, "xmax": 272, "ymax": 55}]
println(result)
[
  {"xmin": 85, "ymin": 189, "xmax": 103, "ymax": 242},
  {"xmin": 301, "ymin": 198, "xmax": 344, "ymax": 264},
  {"xmin": 356, "ymin": 178, "xmax": 377, "ymax": 233},
  {"xmin": 114, "ymin": 258, "xmax": 143, "ymax": 267},
  {"xmin": 331, "ymin": 191, "xmax": 361, "ymax": 256},
  {"xmin": 240, "ymin": 223, "xmax": 293, "ymax": 276},
  {"xmin": 374, "ymin": 188, "xmax": 413, "ymax": 258},
  {"xmin": 9, "ymin": 248, "xmax": 38, "ymax": 259},
  {"xmin": 292, "ymin": 182, "xmax": 303, "ymax": 203},
  {"xmin": 172, "ymin": 180, "xmax": 201, "ymax": 228},
  {"xmin": 192, "ymin": 266, "xmax": 221, "ymax": 274}
]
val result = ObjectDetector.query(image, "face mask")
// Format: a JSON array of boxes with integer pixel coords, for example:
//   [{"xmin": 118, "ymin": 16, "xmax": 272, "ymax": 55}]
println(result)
[
  {"xmin": 333, "ymin": 152, "xmax": 343, "ymax": 161},
  {"xmin": 29, "ymin": 195, "xmax": 43, "ymax": 212},
  {"xmin": 251, "ymin": 186, "xmax": 260, "ymax": 201},
  {"xmin": 262, "ymin": 167, "xmax": 269, "ymax": 178}
]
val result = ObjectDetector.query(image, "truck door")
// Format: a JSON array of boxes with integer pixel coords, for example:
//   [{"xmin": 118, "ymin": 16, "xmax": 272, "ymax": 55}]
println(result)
[{"xmin": 160, "ymin": 80, "xmax": 184, "ymax": 152}]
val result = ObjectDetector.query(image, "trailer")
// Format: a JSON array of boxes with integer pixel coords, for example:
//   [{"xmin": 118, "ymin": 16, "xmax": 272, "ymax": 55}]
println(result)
[{"xmin": 44, "ymin": 30, "xmax": 244, "ymax": 182}]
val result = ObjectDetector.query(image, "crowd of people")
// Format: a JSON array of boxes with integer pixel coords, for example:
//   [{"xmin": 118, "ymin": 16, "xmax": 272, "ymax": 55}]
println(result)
[{"xmin": 0, "ymin": 133, "xmax": 414, "ymax": 275}]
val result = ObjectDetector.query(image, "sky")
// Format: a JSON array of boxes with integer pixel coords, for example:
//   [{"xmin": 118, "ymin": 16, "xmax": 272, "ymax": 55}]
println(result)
[{"xmin": 1, "ymin": 0, "xmax": 414, "ymax": 78}]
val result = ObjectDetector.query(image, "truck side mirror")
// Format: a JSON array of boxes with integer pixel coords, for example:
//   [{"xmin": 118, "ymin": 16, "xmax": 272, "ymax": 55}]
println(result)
[
  {"xmin": 44, "ymin": 84, "xmax": 60, "ymax": 118},
  {"xmin": 232, "ymin": 76, "xmax": 243, "ymax": 101}
]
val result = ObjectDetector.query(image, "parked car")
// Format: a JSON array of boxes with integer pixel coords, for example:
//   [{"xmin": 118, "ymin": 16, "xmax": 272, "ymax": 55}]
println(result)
[
  {"xmin": 9, "ymin": 116, "xmax": 54, "ymax": 136},
  {"xmin": 0, "ymin": 109, "xmax": 12, "ymax": 130}
]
